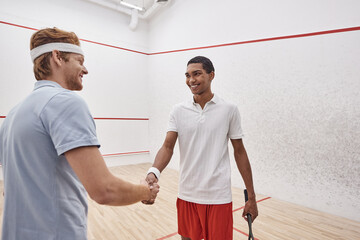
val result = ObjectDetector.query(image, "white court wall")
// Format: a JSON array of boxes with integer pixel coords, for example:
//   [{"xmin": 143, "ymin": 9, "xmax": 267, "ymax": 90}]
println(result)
[
  {"xmin": 1, "ymin": 0, "xmax": 360, "ymax": 223},
  {"xmin": 0, "ymin": 0, "xmax": 151, "ymax": 165},
  {"xmin": 147, "ymin": 0, "xmax": 360, "ymax": 221}
]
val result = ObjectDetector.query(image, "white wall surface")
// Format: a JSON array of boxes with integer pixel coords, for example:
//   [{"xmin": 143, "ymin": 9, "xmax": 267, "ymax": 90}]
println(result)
[
  {"xmin": 0, "ymin": 0, "xmax": 151, "ymax": 165},
  {"xmin": 147, "ymin": 0, "xmax": 360, "ymax": 221},
  {"xmin": 0, "ymin": 0, "xmax": 360, "ymax": 223}
]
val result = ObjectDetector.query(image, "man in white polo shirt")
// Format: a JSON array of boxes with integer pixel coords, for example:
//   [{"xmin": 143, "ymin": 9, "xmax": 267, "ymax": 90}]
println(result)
[
  {"xmin": 0, "ymin": 27, "xmax": 159, "ymax": 240},
  {"xmin": 145, "ymin": 56, "xmax": 258, "ymax": 240}
]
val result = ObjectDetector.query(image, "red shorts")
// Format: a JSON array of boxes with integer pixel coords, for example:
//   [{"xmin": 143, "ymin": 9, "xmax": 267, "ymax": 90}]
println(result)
[{"xmin": 177, "ymin": 198, "xmax": 233, "ymax": 240}]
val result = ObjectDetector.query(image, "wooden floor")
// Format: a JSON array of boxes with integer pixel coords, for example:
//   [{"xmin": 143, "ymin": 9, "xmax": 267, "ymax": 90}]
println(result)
[{"xmin": 1, "ymin": 163, "xmax": 360, "ymax": 239}]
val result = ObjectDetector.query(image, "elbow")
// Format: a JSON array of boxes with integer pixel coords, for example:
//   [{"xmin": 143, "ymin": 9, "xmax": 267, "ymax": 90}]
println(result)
[
  {"xmin": 88, "ymin": 188, "xmax": 112, "ymax": 205},
  {"xmin": 87, "ymin": 176, "xmax": 118, "ymax": 205},
  {"xmin": 89, "ymin": 191, "xmax": 109, "ymax": 205}
]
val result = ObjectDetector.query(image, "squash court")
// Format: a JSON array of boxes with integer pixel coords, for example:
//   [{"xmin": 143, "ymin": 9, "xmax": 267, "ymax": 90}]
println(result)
[{"xmin": 1, "ymin": 1, "xmax": 360, "ymax": 239}]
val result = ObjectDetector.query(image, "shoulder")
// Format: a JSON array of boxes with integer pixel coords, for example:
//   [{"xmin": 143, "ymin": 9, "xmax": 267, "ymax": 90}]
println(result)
[
  {"xmin": 214, "ymin": 95, "xmax": 238, "ymax": 112},
  {"xmin": 50, "ymin": 90, "xmax": 88, "ymax": 108},
  {"xmin": 171, "ymin": 100, "xmax": 191, "ymax": 112},
  {"xmin": 40, "ymin": 90, "xmax": 91, "ymax": 120}
]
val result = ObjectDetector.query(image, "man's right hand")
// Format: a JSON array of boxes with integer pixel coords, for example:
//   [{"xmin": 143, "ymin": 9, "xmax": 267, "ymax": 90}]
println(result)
[
  {"xmin": 141, "ymin": 177, "xmax": 159, "ymax": 205},
  {"xmin": 146, "ymin": 172, "xmax": 158, "ymax": 185}
]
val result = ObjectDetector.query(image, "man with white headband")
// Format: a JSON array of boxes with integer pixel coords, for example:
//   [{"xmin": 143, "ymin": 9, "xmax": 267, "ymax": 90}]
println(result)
[{"xmin": 0, "ymin": 27, "xmax": 159, "ymax": 240}]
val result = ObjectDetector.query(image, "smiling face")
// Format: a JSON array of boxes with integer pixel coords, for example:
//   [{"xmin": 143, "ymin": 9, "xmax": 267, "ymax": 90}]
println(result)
[
  {"xmin": 185, "ymin": 63, "xmax": 214, "ymax": 96},
  {"xmin": 63, "ymin": 53, "xmax": 88, "ymax": 91}
]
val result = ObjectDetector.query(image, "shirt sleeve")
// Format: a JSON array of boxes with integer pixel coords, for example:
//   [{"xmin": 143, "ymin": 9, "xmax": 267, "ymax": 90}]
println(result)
[
  {"xmin": 167, "ymin": 106, "xmax": 178, "ymax": 132},
  {"xmin": 228, "ymin": 105, "xmax": 244, "ymax": 139},
  {"xmin": 40, "ymin": 91, "xmax": 100, "ymax": 156}
]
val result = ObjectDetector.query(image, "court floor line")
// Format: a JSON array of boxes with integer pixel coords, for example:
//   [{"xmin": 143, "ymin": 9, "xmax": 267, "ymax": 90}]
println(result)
[
  {"xmin": 93, "ymin": 117, "xmax": 149, "ymax": 120},
  {"xmin": 233, "ymin": 227, "xmax": 259, "ymax": 240},
  {"xmin": 232, "ymin": 197, "xmax": 271, "ymax": 213},
  {"xmin": 156, "ymin": 232, "xmax": 178, "ymax": 240},
  {"xmin": 156, "ymin": 196, "xmax": 271, "ymax": 240}
]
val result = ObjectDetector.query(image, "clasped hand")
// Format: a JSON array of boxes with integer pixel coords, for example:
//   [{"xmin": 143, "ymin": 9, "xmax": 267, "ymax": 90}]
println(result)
[{"xmin": 141, "ymin": 173, "xmax": 159, "ymax": 205}]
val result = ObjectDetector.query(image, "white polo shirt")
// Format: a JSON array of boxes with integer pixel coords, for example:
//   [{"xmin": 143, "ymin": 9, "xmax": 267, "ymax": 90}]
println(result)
[{"xmin": 168, "ymin": 94, "xmax": 244, "ymax": 204}]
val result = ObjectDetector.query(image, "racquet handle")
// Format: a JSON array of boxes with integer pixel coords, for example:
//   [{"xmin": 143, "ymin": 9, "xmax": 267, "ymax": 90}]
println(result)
[
  {"xmin": 244, "ymin": 189, "xmax": 251, "ymax": 221},
  {"xmin": 244, "ymin": 189, "xmax": 255, "ymax": 240}
]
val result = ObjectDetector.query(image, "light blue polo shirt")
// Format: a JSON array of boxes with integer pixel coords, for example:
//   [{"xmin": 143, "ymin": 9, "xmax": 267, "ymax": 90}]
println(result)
[{"xmin": 0, "ymin": 80, "xmax": 100, "ymax": 240}]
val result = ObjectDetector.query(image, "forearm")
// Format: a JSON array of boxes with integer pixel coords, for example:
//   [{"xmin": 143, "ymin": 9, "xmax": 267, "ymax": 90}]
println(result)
[
  {"xmin": 152, "ymin": 145, "xmax": 173, "ymax": 172},
  {"xmin": 146, "ymin": 131, "xmax": 177, "ymax": 188},
  {"xmin": 235, "ymin": 151, "xmax": 256, "ymax": 200},
  {"xmin": 65, "ymin": 146, "xmax": 151, "ymax": 206},
  {"xmin": 102, "ymin": 177, "xmax": 150, "ymax": 206},
  {"xmin": 231, "ymin": 139, "xmax": 258, "ymax": 220}
]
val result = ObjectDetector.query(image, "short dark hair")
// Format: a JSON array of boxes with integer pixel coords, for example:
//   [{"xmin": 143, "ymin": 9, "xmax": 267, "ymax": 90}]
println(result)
[{"xmin": 187, "ymin": 56, "xmax": 215, "ymax": 74}]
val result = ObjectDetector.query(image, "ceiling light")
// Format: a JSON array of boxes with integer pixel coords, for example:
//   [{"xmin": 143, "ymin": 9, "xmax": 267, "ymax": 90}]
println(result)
[{"xmin": 120, "ymin": 1, "xmax": 144, "ymax": 11}]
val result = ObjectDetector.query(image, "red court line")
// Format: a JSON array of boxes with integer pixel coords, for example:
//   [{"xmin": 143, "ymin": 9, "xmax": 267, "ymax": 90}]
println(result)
[
  {"xmin": 156, "ymin": 232, "xmax": 178, "ymax": 240},
  {"xmin": 0, "ymin": 20, "xmax": 38, "ymax": 31},
  {"xmin": 233, "ymin": 227, "xmax": 260, "ymax": 240},
  {"xmin": 148, "ymin": 26, "xmax": 360, "ymax": 55},
  {"xmin": 79, "ymin": 38, "xmax": 148, "ymax": 55},
  {"xmin": 157, "ymin": 196, "xmax": 271, "ymax": 240},
  {"xmin": 158, "ymin": 227, "xmax": 260, "ymax": 240},
  {"xmin": 0, "ymin": 21, "xmax": 148, "ymax": 55},
  {"xmin": 102, "ymin": 150, "xmax": 149, "ymax": 157},
  {"xmin": 1, "ymin": 116, "xmax": 148, "ymax": 120},
  {"xmin": 0, "ymin": 151, "xmax": 149, "ymax": 166},
  {"xmin": 233, "ymin": 196, "xmax": 272, "ymax": 213},
  {"xmin": 93, "ymin": 117, "xmax": 149, "ymax": 120},
  {"xmin": 1, "ymin": 21, "xmax": 359, "ymax": 55}
]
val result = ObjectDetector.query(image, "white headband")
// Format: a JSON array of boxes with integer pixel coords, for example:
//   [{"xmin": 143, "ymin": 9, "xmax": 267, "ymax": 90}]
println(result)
[{"xmin": 30, "ymin": 42, "xmax": 84, "ymax": 62}]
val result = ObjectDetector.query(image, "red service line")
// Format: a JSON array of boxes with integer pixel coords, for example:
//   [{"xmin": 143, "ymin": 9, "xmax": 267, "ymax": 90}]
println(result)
[
  {"xmin": 156, "ymin": 196, "xmax": 271, "ymax": 240},
  {"xmin": 0, "ymin": 20, "xmax": 38, "ymax": 31},
  {"xmin": 1, "ymin": 116, "xmax": 148, "ymax": 120},
  {"xmin": 79, "ymin": 38, "xmax": 148, "ymax": 55},
  {"xmin": 0, "ymin": 21, "xmax": 148, "ymax": 55},
  {"xmin": 102, "ymin": 150, "xmax": 149, "ymax": 157},
  {"xmin": 148, "ymin": 26, "xmax": 360, "ymax": 55},
  {"xmin": 1, "ymin": 21, "xmax": 359, "ymax": 55},
  {"xmin": 93, "ymin": 117, "xmax": 149, "ymax": 120}
]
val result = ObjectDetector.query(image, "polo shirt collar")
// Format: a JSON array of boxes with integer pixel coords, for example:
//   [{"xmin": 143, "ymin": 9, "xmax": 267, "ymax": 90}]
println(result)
[
  {"xmin": 34, "ymin": 80, "xmax": 64, "ymax": 90},
  {"xmin": 191, "ymin": 93, "xmax": 219, "ymax": 106}
]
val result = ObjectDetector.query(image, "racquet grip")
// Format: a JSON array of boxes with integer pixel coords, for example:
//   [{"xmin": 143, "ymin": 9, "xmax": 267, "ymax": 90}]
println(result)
[
  {"xmin": 244, "ymin": 189, "xmax": 255, "ymax": 240},
  {"xmin": 245, "ymin": 189, "xmax": 251, "ymax": 221}
]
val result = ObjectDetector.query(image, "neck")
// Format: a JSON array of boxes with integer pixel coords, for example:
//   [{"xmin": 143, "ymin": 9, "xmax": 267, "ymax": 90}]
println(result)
[
  {"xmin": 45, "ymin": 73, "xmax": 67, "ymax": 90},
  {"xmin": 193, "ymin": 91, "xmax": 214, "ymax": 109}
]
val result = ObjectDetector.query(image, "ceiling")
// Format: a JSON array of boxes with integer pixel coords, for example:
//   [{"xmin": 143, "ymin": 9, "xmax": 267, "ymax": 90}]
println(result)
[
  {"xmin": 87, "ymin": 0, "xmax": 170, "ymax": 14},
  {"xmin": 84, "ymin": 0, "xmax": 171, "ymax": 30},
  {"xmin": 122, "ymin": 0, "xmax": 155, "ymax": 11}
]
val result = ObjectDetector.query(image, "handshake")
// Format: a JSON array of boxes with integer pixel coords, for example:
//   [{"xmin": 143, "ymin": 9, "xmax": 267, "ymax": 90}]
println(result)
[{"xmin": 141, "ymin": 171, "xmax": 160, "ymax": 205}]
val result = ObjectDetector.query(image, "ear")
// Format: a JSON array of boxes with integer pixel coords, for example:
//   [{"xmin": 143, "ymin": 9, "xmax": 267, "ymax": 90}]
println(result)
[
  {"xmin": 209, "ymin": 71, "xmax": 215, "ymax": 81},
  {"xmin": 51, "ymin": 50, "xmax": 62, "ymax": 66}
]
